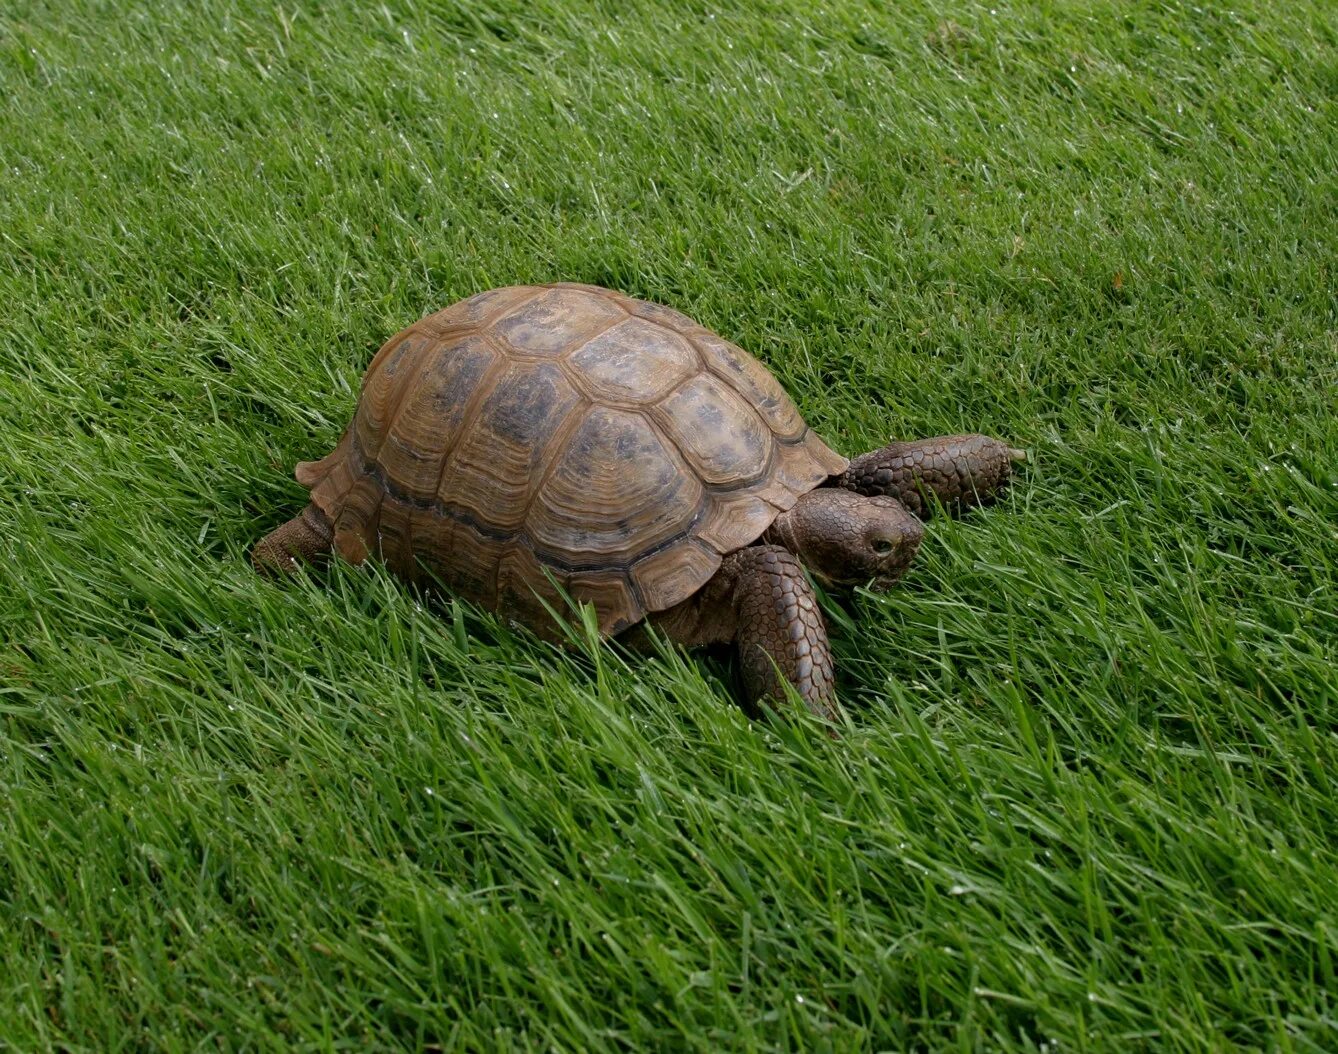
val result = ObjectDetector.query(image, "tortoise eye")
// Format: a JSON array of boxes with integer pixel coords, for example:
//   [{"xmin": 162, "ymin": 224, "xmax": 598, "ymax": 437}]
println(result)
[{"xmin": 871, "ymin": 538, "xmax": 895, "ymax": 555}]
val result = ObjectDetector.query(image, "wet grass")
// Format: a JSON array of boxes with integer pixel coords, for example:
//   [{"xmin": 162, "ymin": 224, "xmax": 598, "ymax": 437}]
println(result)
[{"xmin": 2, "ymin": 0, "xmax": 1336, "ymax": 1049}]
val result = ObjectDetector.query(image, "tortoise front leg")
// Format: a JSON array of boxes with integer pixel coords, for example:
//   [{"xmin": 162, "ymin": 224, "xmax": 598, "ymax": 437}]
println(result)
[
  {"xmin": 838, "ymin": 435, "xmax": 1025, "ymax": 517},
  {"xmin": 647, "ymin": 545, "xmax": 839, "ymax": 722},
  {"xmin": 726, "ymin": 545, "xmax": 839, "ymax": 722},
  {"xmin": 252, "ymin": 503, "xmax": 334, "ymax": 575}
]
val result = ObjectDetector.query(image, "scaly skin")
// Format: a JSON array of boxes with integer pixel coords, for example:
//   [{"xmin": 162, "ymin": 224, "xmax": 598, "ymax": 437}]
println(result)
[
  {"xmin": 839, "ymin": 434, "xmax": 1026, "ymax": 517},
  {"xmin": 723, "ymin": 545, "xmax": 837, "ymax": 721},
  {"xmin": 763, "ymin": 488, "xmax": 922, "ymax": 590},
  {"xmin": 252, "ymin": 503, "xmax": 333, "ymax": 575}
]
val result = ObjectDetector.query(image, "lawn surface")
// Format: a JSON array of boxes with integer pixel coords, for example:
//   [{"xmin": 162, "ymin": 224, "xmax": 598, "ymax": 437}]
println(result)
[{"xmin": 2, "ymin": 0, "xmax": 1336, "ymax": 1049}]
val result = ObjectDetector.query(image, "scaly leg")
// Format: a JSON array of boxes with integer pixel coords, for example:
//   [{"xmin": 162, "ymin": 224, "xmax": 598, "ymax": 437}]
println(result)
[
  {"xmin": 838, "ymin": 434, "xmax": 1025, "ymax": 517},
  {"xmin": 252, "ymin": 503, "xmax": 333, "ymax": 575},
  {"xmin": 727, "ymin": 545, "xmax": 838, "ymax": 722}
]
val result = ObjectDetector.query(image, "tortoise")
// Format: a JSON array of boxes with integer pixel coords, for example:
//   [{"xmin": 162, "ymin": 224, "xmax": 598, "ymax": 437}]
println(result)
[{"xmin": 253, "ymin": 283, "xmax": 1023, "ymax": 720}]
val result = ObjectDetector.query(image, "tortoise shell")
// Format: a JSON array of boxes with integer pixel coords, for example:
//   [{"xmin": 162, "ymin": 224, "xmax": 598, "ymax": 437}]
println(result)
[{"xmin": 297, "ymin": 283, "xmax": 848, "ymax": 637}]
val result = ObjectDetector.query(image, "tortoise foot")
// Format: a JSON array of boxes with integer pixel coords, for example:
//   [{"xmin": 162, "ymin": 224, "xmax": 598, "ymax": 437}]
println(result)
[{"xmin": 252, "ymin": 503, "xmax": 333, "ymax": 575}]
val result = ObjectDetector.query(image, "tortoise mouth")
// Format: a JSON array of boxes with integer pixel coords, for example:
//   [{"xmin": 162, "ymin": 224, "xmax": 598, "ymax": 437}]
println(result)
[
  {"xmin": 810, "ymin": 565, "xmax": 910, "ymax": 591},
  {"xmin": 867, "ymin": 569, "xmax": 913, "ymax": 593}
]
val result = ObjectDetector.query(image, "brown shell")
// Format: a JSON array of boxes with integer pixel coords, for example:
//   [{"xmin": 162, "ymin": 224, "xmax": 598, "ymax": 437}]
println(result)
[{"xmin": 296, "ymin": 283, "xmax": 848, "ymax": 638}]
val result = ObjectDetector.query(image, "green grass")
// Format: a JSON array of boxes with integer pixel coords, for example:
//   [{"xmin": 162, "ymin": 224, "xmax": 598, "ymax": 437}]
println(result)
[{"xmin": 2, "ymin": 0, "xmax": 1336, "ymax": 1048}]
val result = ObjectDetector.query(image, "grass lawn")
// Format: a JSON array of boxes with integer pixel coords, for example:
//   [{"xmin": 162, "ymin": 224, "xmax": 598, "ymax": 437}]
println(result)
[{"xmin": 2, "ymin": 0, "xmax": 1336, "ymax": 1048}]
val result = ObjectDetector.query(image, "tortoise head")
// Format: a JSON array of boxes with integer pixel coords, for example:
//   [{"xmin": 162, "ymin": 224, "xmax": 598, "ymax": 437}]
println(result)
[{"xmin": 764, "ymin": 488, "xmax": 924, "ymax": 591}]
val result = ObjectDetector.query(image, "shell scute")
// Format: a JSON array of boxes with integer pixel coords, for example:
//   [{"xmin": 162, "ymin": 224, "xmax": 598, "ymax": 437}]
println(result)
[
  {"xmin": 493, "ymin": 287, "xmax": 626, "ymax": 357},
  {"xmin": 437, "ymin": 359, "xmax": 582, "ymax": 534},
  {"xmin": 625, "ymin": 298, "xmax": 701, "ymax": 333},
  {"xmin": 526, "ymin": 407, "xmax": 702, "ymax": 567},
  {"xmin": 378, "ymin": 335, "xmax": 501, "ymax": 502},
  {"xmin": 354, "ymin": 331, "xmax": 430, "ymax": 462},
  {"xmin": 630, "ymin": 539, "xmax": 721, "ymax": 609},
  {"xmin": 695, "ymin": 490, "xmax": 779, "ymax": 554},
  {"xmin": 431, "ymin": 522, "xmax": 507, "ymax": 608},
  {"xmin": 425, "ymin": 285, "xmax": 538, "ymax": 330},
  {"xmin": 653, "ymin": 372, "xmax": 771, "ymax": 486},
  {"xmin": 566, "ymin": 318, "xmax": 698, "ymax": 403},
  {"xmin": 692, "ymin": 329, "xmax": 807, "ymax": 440}
]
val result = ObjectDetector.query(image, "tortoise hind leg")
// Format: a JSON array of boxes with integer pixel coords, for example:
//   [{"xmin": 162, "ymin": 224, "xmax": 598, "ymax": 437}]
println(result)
[
  {"xmin": 838, "ymin": 435, "xmax": 1026, "ymax": 517},
  {"xmin": 252, "ymin": 503, "xmax": 333, "ymax": 575}
]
